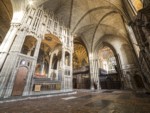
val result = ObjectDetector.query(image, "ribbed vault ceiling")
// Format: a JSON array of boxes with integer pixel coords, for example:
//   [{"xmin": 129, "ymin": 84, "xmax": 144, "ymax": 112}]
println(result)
[
  {"xmin": 73, "ymin": 43, "xmax": 88, "ymax": 68},
  {"xmin": 0, "ymin": 0, "xmax": 13, "ymax": 40},
  {"xmin": 1, "ymin": 0, "xmax": 141, "ymax": 66},
  {"xmin": 32, "ymin": 0, "xmax": 130, "ymax": 64},
  {"xmin": 35, "ymin": 0, "xmax": 130, "ymax": 56}
]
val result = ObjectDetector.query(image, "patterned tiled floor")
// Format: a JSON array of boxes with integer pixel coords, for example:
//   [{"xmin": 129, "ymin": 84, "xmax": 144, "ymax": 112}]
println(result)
[{"xmin": 0, "ymin": 90, "xmax": 150, "ymax": 113}]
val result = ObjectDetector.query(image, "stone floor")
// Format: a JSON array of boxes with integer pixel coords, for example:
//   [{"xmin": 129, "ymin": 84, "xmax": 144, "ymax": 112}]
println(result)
[{"xmin": 0, "ymin": 90, "xmax": 150, "ymax": 113}]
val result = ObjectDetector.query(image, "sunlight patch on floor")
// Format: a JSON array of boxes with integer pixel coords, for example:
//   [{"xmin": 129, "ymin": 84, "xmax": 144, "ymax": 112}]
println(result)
[{"xmin": 62, "ymin": 96, "xmax": 77, "ymax": 100}]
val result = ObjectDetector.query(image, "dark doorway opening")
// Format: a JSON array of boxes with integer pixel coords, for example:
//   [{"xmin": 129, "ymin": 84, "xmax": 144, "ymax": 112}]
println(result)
[{"xmin": 98, "ymin": 46, "xmax": 122, "ymax": 89}]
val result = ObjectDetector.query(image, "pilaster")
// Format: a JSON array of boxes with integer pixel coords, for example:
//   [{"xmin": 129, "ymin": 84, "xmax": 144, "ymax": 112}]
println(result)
[
  {"xmin": 89, "ymin": 53, "xmax": 100, "ymax": 90},
  {"xmin": 0, "ymin": 23, "xmax": 20, "ymax": 69}
]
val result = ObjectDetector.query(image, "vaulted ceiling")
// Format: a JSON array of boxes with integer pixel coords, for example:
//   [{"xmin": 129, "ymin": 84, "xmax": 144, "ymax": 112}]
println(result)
[
  {"xmin": 0, "ymin": 0, "xmax": 13, "ymax": 41},
  {"xmin": 0, "ymin": 0, "xmax": 140, "ymax": 66},
  {"xmin": 0, "ymin": 0, "xmax": 132, "ymax": 41},
  {"xmin": 30, "ymin": 0, "xmax": 131, "ymax": 53}
]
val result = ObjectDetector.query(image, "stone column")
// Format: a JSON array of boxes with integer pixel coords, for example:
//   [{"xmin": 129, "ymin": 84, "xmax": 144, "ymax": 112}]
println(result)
[
  {"xmin": 125, "ymin": 24, "xmax": 140, "ymax": 57},
  {"xmin": 33, "ymin": 38, "xmax": 42, "ymax": 58},
  {"xmin": 70, "ymin": 52, "xmax": 73, "ymax": 90},
  {"xmin": 0, "ymin": 23, "xmax": 20, "ymax": 69},
  {"xmin": 95, "ymin": 59, "xmax": 100, "ymax": 90},
  {"xmin": 24, "ymin": 37, "xmax": 42, "ymax": 95},
  {"xmin": 92, "ymin": 59, "xmax": 100, "ymax": 90},
  {"xmin": 48, "ymin": 53, "xmax": 53, "ymax": 78},
  {"xmin": 61, "ymin": 47, "xmax": 65, "ymax": 90},
  {"xmin": 89, "ymin": 53, "xmax": 94, "ymax": 90},
  {"xmin": 89, "ymin": 52, "xmax": 101, "ymax": 91},
  {"xmin": 0, "ymin": 28, "xmax": 27, "ymax": 98}
]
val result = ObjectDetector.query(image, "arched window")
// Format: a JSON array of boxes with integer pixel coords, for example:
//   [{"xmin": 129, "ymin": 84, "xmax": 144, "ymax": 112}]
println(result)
[
  {"xmin": 21, "ymin": 36, "xmax": 37, "ymax": 56},
  {"xmin": 34, "ymin": 42, "xmax": 50, "ymax": 78},
  {"xmin": 65, "ymin": 52, "xmax": 70, "ymax": 66},
  {"xmin": 98, "ymin": 46, "xmax": 117, "ymax": 73}
]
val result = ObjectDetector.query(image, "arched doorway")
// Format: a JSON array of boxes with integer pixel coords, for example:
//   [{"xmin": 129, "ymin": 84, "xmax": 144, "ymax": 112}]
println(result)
[
  {"xmin": 21, "ymin": 36, "xmax": 37, "ymax": 56},
  {"xmin": 12, "ymin": 66, "xmax": 28, "ymax": 96},
  {"xmin": 33, "ymin": 34, "xmax": 62, "ymax": 91},
  {"xmin": 98, "ymin": 45, "xmax": 122, "ymax": 89},
  {"xmin": 73, "ymin": 39, "xmax": 90, "ymax": 89},
  {"xmin": 35, "ymin": 42, "xmax": 50, "ymax": 78},
  {"xmin": 34, "ymin": 34, "xmax": 62, "ymax": 79}
]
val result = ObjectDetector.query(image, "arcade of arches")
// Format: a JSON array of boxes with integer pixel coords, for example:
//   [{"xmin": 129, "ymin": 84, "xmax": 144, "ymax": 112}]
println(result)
[{"xmin": 0, "ymin": 0, "xmax": 150, "ymax": 98}]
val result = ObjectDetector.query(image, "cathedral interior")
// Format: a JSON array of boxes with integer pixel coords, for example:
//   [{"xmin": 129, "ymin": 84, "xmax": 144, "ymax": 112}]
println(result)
[{"xmin": 0, "ymin": 0, "xmax": 150, "ymax": 112}]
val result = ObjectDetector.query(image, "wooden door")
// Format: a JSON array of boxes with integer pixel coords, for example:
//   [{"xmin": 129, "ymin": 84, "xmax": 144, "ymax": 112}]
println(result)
[{"xmin": 12, "ymin": 67, "xmax": 28, "ymax": 96}]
